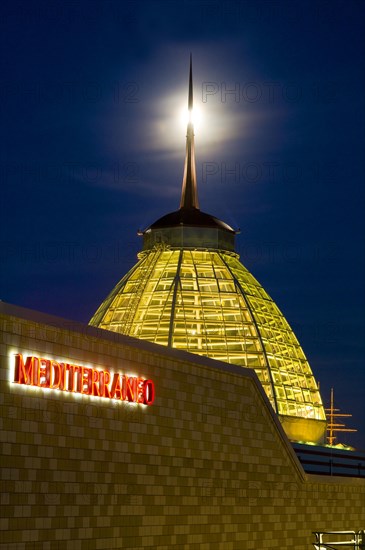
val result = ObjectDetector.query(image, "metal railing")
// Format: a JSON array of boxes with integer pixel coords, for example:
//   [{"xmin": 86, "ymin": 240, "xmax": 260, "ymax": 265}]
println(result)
[
  {"xmin": 292, "ymin": 443, "xmax": 365, "ymax": 478},
  {"xmin": 313, "ymin": 530, "xmax": 365, "ymax": 549}
]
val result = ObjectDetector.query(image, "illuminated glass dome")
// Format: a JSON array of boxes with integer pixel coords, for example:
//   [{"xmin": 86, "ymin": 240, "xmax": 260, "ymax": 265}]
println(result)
[{"xmin": 90, "ymin": 58, "xmax": 326, "ymax": 444}]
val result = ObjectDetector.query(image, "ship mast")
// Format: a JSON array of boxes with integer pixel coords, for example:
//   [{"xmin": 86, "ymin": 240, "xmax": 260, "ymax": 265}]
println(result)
[{"xmin": 325, "ymin": 388, "xmax": 357, "ymax": 446}]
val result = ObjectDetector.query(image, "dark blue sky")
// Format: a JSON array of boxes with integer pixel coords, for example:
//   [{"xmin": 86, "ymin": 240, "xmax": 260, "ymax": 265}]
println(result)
[{"xmin": 1, "ymin": 0, "xmax": 364, "ymax": 448}]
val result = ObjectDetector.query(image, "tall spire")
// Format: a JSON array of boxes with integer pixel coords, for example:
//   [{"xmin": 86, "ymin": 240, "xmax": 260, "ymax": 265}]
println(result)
[{"xmin": 180, "ymin": 54, "xmax": 199, "ymax": 210}]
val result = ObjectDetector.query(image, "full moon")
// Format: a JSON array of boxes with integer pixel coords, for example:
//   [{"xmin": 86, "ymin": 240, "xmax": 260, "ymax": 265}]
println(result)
[{"xmin": 179, "ymin": 105, "xmax": 202, "ymax": 131}]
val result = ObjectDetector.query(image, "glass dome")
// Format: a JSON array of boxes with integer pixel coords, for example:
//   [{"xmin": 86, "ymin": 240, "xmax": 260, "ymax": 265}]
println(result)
[
  {"xmin": 90, "ymin": 246, "xmax": 326, "ymax": 443},
  {"xmin": 89, "ymin": 57, "xmax": 326, "ymax": 444}
]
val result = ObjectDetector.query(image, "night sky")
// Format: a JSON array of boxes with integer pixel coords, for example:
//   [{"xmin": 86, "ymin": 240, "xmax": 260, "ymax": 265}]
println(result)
[{"xmin": 1, "ymin": 0, "xmax": 364, "ymax": 449}]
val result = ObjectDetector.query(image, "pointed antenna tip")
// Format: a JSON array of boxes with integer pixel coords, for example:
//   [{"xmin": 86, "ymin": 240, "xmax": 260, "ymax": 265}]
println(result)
[
  {"xmin": 180, "ymin": 54, "xmax": 199, "ymax": 210},
  {"xmin": 188, "ymin": 54, "xmax": 193, "ymax": 112}
]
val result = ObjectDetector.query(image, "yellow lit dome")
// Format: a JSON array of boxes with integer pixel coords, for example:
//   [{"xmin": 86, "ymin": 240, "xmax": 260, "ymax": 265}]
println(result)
[{"xmin": 90, "ymin": 57, "xmax": 326, "ymax": 444}]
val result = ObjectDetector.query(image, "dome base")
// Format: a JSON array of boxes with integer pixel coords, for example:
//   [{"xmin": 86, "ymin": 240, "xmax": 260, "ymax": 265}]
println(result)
[{"xmin": 279, "ymin": 415, "xmax": 327, "ymax": 445}]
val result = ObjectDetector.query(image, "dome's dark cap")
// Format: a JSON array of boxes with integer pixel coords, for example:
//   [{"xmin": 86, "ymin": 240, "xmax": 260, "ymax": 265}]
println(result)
[{"xmin": 147, "ymin": 207, "xmax": 236, "ymax": 234}]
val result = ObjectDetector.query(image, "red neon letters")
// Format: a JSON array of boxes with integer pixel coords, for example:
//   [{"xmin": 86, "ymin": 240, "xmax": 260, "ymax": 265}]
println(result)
[{"xmin": 13, "ymin": 354, "xmax": 155, "ymax": 405}]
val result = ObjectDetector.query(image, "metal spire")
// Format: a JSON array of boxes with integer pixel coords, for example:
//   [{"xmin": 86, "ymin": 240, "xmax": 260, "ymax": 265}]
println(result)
[{"xmin": 180, "ymin": 54, "xmax": 199, "ymax": 210}]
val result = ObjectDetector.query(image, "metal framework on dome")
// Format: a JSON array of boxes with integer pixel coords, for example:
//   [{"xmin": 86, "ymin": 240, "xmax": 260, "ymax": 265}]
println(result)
[{"xmin": 90, "ymin": 57, "xmax": 327, "ymax": 444}]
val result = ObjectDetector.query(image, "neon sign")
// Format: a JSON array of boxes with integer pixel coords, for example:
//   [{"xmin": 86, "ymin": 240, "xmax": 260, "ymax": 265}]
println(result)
[{"xmin": 13, "ymin": 353, "xmax": 155, "ymax": 405}]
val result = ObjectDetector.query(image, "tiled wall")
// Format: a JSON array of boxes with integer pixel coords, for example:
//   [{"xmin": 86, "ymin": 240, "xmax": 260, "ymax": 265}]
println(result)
[{"xmin": 1, "ymin": 308, "xmax": 364, "ymax": 549}]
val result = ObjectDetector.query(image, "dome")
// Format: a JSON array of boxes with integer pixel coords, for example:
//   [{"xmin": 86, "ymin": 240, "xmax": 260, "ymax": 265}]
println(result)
[
  {"xmin": 90, "ymin": 247, "xmax": 326, "ymax": 443},
  {"xmin": 89, "ymin": 57, "xmax": 326, "ymax": 444},
  {"xmin": 149, "ymin": 206, "xmax": 235, "ymax": 233}
]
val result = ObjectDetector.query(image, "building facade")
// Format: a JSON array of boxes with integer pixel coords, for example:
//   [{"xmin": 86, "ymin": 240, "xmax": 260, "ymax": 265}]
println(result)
[{"xmin": 1, "ymin": 302, "xmax": 364, "ymax": 549}]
